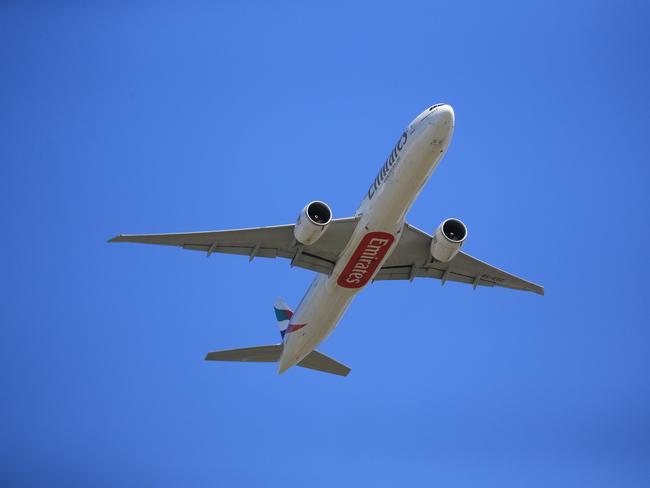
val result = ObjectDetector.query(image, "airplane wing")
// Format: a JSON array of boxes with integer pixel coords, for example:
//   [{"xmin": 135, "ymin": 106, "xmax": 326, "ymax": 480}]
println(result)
[
  {"xmin": 108, "ymin": 216, "xmax": 359, "ymax": 275},
  {"xmin": 109, "ymin": 218, "xmax": 542, "ymax": 295},
  {"xmin": 375, "ymin": 223, "xmax": 544, "ymax": 295}
]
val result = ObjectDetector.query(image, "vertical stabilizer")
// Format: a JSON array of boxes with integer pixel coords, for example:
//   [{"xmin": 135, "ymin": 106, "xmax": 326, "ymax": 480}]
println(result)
[{"xmin": 274, "ymin": 298, "xmax": 293, "ymax": 340}]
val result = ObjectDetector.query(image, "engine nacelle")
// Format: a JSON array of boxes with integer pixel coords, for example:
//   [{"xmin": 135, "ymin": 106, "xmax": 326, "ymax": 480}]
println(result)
[
  {"xmin": 430, "ymin": 218, "xmax": 468, "ymax": 262},
  {"xmin": 293, "ymin": 201, "xmax": 333, "ymax": 245}
]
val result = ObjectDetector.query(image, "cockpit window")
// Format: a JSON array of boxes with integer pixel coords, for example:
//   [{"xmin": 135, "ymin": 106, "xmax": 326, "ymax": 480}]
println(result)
[{"xmin": 428, "ymin": 103, "xmax": 444, "ymax": 111}]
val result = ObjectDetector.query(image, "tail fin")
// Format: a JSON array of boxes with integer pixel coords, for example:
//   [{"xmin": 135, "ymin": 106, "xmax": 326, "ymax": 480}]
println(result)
[{"xmin": 274, "ymin": 298, "xmax": 293, "ymax": 340}]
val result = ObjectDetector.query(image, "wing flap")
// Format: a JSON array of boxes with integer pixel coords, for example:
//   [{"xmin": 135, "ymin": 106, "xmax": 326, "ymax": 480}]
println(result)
[{"xmin": 182, "ymin": 244, "xmax": 280, "ymax": 259}]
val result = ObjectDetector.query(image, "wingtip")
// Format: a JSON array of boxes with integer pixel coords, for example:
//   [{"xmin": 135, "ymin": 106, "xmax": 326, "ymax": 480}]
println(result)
[{"xmin": 107, "ymin": 235, "xmax": 123, "ymax": 243}]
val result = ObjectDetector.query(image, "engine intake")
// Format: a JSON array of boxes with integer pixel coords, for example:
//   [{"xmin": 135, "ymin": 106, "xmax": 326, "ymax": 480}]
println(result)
[
  {"xmin": 430, "ymin": 218, "xmax": 468, "ymax": 262},
  {"xmin": 293, "ymin": 201, "xmax": 332, "ymax": 245}
]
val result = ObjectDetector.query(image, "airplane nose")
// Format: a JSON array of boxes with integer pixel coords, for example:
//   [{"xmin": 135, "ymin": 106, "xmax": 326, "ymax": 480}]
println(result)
[
  {"xmin": 436, "ymin": 104, "xmax": 454, "ymax": 127},
  {"xmin": 423, "ymin": 104, "xmax": 454, "ymax": 149}
]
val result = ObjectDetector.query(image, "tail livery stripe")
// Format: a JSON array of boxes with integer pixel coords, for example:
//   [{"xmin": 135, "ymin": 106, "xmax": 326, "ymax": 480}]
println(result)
[
  {"xmin": 274, "ymin": 307, "xmax": 293, "ymax": 322},
  {"xmin": 275, "ymin": 298, "xmax": 302, "ymax": 340},
  {"xmin": 286, "ymin": 323, "xmax": 307, "ymax": 333},
  {"xmin": 279, "ymin": 322, "xmax": 307, "ymax": 340}
]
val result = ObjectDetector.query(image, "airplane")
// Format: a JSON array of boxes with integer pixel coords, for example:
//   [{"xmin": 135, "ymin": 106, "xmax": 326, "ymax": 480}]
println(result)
[{"xmin": 109, "ymin": 103, "xmax": 543, "ymax": 377}]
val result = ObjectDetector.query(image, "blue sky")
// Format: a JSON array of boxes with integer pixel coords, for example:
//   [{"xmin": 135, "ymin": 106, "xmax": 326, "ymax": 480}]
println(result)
[{"xmin": 2, "ymin": 1, "xmax": 649, "ymax": 486}]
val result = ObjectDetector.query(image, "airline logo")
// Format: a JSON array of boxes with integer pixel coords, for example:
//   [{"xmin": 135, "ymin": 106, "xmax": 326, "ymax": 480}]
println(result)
[
  {"xmin": 367, "ymin": 131, "xmax": 408, "ymax": 200},
  {"xmin": 337, "ymin": 232, "xmax": 395, "ymax": 288}
]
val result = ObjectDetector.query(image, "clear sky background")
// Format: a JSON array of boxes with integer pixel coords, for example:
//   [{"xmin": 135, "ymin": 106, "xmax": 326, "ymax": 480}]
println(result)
[{"xmin": 2, "ymin": 1, "xmax": 649, "ymax": 486}]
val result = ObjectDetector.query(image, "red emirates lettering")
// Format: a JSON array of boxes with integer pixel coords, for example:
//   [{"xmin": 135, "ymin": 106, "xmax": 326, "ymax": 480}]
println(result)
[{"xmin": 337, "ymin": 232, "xmax": 395, "ymax": 288}]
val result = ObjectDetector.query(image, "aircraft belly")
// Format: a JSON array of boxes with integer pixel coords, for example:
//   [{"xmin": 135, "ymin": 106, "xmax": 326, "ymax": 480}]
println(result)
[
  {"xmin": 278, "ymin": 106, "xmax": 456, "ymax": 373},
  {"xmin": 280, "ymin": 280, "xmax": 356, "ymax": 369}
]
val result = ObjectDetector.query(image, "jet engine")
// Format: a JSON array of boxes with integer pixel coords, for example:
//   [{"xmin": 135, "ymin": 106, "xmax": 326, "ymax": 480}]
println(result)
[
  {"xmin": 430, "ymin": 218, "xmax": 468, "ymax": 262},
  {"xmin": 293, "ymin": 201, "xmax": 332, "ymax": 245}
]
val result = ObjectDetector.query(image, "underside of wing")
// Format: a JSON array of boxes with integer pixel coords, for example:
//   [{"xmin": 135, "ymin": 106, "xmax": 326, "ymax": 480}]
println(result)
[
  {"xmin": 375, "ymin": 223, "xmax": 544, "ymax": 295},
  {"xmin": 108, "ymin": 216, "xmax": 360, "ymax": 275}
]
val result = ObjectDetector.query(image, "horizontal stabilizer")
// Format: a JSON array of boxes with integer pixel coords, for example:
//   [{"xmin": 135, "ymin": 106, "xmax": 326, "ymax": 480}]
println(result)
[
  {"xmin": 298, "ymin": 350, "xmax": 351, "ymax": 376},
  {"xmin": 205, "ymin": 345, "xmax": 282, "ymax": 362},
  {"xmin": 205, "ymin": 345, "xmax": 350, "ymax": 376}
]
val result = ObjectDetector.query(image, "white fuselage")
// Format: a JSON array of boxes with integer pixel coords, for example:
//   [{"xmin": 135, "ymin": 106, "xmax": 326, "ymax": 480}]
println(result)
[{"xmin": 278, "ymin": 104, "xmax": 455, "ymax": 373}]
